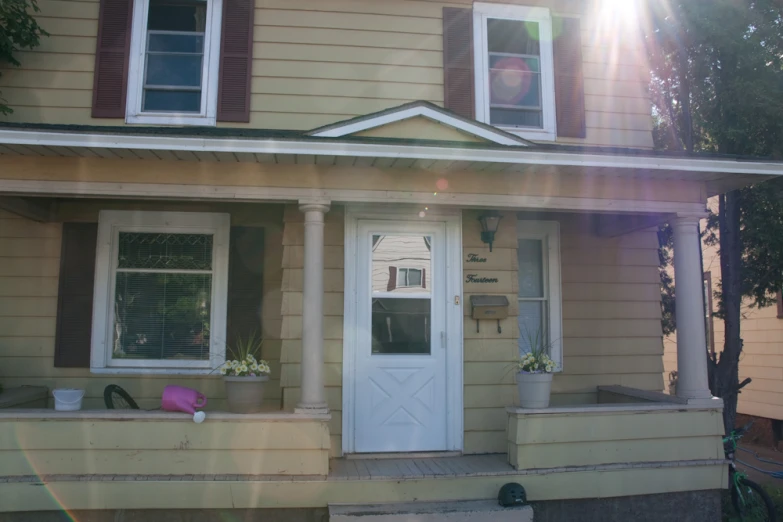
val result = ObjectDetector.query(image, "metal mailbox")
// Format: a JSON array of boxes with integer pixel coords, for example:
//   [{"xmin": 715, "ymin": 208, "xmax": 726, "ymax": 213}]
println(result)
[{"xmin": 470, "ymin": 295, "xmax": 510, "ymax": 320}]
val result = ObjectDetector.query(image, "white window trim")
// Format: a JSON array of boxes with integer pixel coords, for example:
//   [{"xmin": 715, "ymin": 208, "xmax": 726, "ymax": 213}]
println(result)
[
  {"xmin": 90, "ymin": 210, "xmax": 230, "ymax": 375},
  {"xmin": 125, "ymin": 0, "xmax": 223, "ymax": 126},
  {"xmin": 518, "ymin": 220, "xmax": 563, "ymax": 370},
  {"xmin": 473, "ymin": 3, "xmax": 557, "ymax": 142}
]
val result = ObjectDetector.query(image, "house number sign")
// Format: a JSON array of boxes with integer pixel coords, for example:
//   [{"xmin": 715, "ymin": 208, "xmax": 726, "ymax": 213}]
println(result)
[
  {"xmin": 465, "ymin": 274, "xmax": 499, "ymax": 284},
  {"xmin": 466, "ymin": 253, "xmax": 487, "ymax": 263}
]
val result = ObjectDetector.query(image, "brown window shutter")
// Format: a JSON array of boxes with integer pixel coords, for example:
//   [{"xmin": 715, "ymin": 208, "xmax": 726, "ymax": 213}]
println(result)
[
  {"xmin": 422, "ymin": 268, "xmax": 426, "ymax": 289},
  {"xmin": 226, "ymin": 226, "xmax": 265, "ymax": 347},
  {"xmin": 777, "ymin": 291, "xmax": 783, "ymax": 319},
  {"xmin": 217, "ymin": 0, "xmax": 255, "ymax": 123},
  {"xmin": 91, "ymin": 0, "xmax": 133, "ymax": 118},
  {"xmin": 442, "ymin": 7, "xmax": 475, "ymax": 119},
  {"xmin": 553, "ymin": 16, "xmax": 587, "ymax": 138},
  {"xmin": 55, "ymin": 223, "xmax": 98, "ymax": 368},
  {"xmin": 387, "ymin": 267, "xmax": 398, "ymax": 292}
]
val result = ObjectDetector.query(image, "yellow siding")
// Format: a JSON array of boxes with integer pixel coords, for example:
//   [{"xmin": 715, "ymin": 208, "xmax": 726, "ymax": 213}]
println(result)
[
  {"xmin": 507, "ymin": 407, "xmax": 724, "ymax": 469},
  {"xmin": 0, "ymin": 0, "xmax": 652, "ymax": 148},
  {"xmin": 466, "ymin": 214, "xmax": 665, "ymax": 454},
  {"xmin": 354, "ymin": 117, "xmax": 486, "ymax": 142},
  {"xmin": 0, "ymin": 203, "xmax": 285, "ymax": 410},
  {"xmin": 0, "ymin": 414, "xmax": 330, "ymax": 476}
]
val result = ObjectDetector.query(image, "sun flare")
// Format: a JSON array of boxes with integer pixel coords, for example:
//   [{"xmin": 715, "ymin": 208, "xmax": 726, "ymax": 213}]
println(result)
[{"xmin": 600, "ymin": 0, "xmax": 640, "ymax": 23}]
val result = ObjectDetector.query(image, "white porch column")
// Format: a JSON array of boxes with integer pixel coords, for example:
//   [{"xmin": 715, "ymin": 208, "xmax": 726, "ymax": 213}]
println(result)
[
  {"xmin": 672, "ymin": 214, "xmax": 714, "ymax": 403},
  {"xmin": 295, "ymin": 200, "xmax": 330, "ymax": 414}
]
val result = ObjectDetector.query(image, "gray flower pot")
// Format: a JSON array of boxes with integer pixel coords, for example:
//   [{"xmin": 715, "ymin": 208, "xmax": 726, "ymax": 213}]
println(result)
[
  {"xmin": 224, "ymin": 375, "xmax": 269, "ymax": 413},
  {"xmin": 516, "ymin": 372, "xmax": 553, "ymax": 408}
]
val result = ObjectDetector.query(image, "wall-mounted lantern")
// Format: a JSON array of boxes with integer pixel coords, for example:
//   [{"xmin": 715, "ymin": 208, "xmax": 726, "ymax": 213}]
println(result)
[{"xmin": 478, "ymin": 211, "xmax": 503, "ymax": 252}]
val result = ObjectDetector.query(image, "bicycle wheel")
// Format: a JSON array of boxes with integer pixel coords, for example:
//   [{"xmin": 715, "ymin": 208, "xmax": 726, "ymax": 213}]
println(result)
[
  {"xmin": 103, "ymin": 385, "xmax": 140, "ymax": 410},
  {"xmin": 731, "ymin": 477, "xmax": 776, "ymax": 522}
]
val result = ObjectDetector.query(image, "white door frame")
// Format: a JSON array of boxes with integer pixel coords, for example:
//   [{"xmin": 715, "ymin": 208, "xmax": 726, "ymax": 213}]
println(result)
[{"xmin": 342, "ymin": 206, "xmax": 463, "ymax": 455}]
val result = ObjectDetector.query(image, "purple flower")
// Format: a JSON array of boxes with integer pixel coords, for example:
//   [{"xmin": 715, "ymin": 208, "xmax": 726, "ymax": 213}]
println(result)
[{"xmin": 250, "ymin": 373, "xmax": 256, "ymax": 376}]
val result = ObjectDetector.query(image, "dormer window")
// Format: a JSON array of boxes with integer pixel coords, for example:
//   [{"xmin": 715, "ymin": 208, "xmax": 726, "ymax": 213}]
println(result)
[
  {"xmin": 473, "ymin": 3, "xmax": 557, "ymax": 141},
  {"xmin": 125, "ymin": 0, "xmax": 223, "ymax": 125}
]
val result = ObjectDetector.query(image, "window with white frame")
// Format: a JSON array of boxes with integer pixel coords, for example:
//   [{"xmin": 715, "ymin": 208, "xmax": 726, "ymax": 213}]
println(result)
[
  {"xmin": 517, "ymin": 221, "xmax": 563, "ymax": 368},
  {"xmin": 91, "ymin": 211, "xmax": 230, "ymax": 373},
  {"xmin": 473, "ymin": 3, "xmax": 556, "ymax": 141},
  {"xmin": 126, "ymin": 0, "xmax": 223, "ymax": 125},
  {"xmin": 397, "ymin": 267, "xmax": 424, "ymax": 288}
]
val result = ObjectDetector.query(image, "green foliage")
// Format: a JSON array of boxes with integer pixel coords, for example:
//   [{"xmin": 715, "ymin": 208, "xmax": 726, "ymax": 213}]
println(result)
[
  {"xmin": 219, "ymin": 332, "xmax": 270, "ymax": 377},
  {"xmin": 0, "ymin": 0, "xmax": 48, "ymax": 114},
  {"xmin": 657, "ymin": 224, "xmax": 676, "ymax": 336},
  {"xmin": 649, "ymin": 0, "xmax": 783, "ymax": 319},
  {"xmin": 516, "ymin": 324, "xmax": 558, "ymax": 374},
  {"xmin": 648, "ymin": 0, "xmax": 783, "ymax": 157},
  {"xmin": 704, "ymin": 183, "xmax": 783, "ymax": 318}
]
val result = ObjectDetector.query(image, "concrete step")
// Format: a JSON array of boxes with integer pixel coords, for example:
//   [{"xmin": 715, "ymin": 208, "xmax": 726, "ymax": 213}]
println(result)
[{"xmin": 329, "ymin": 500, "xmax": 533, "ymax": 522}]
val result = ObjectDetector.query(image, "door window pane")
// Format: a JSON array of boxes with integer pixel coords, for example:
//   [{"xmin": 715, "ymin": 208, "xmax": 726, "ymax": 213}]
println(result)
[
  {"xmin": 518, "ymin": 239, "xmax": 544, "ymax": 298},
  {"xmin": 372, "ymin": 298, "xmax": 431, "ymax": 355},
  {"xmin": 372, "ymin": 235, "xmax": 431, "ymax": 294}
]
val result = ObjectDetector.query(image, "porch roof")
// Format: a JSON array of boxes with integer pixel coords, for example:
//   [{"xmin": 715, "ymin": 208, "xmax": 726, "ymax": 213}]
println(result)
[{"xmin": 1, "ymin": 121, "xmax": 783, "ymax": 197}]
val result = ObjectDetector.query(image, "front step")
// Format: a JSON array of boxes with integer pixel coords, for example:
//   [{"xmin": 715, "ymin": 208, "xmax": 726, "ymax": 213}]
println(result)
[{"xmin": 329, "ymin": 500, "xmax": 533, "ymax": 522}]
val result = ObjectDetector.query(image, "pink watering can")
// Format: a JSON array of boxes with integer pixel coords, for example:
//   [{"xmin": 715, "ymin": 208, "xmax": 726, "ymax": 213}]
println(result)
[{"xmin": 161, "ymin": 385, "xmax": 207, "ymax": 423}]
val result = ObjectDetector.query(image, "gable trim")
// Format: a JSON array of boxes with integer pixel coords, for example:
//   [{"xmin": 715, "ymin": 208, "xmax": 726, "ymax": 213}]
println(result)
[{"xmin": 307, "ymin": 102, "xmax": 530, "ymax": 147}]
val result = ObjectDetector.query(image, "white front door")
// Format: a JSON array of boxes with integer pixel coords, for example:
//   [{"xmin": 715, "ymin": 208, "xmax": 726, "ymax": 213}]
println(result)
[{"xmin": 353, "ymin": 219, "xmax": 449, "ymax": 453}]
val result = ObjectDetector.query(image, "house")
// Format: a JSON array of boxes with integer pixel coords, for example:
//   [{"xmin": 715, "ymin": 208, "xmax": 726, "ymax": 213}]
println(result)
[
  {"xmin": 664, "ymin": 198, "xmax": 783, "ymax": 444},
  {"xmin": 0, "ymin": 0, "xmax": 782, "ymax": 520}
]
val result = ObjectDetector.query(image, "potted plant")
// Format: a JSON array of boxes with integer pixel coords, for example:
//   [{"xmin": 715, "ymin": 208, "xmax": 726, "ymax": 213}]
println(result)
[
  {"xmin": 515, "ymin": 328, "xmax": 558, "ymax": 408},
  {"xmin": 218, "ymin": 333, "xmax": 271, "ymax": 413}
]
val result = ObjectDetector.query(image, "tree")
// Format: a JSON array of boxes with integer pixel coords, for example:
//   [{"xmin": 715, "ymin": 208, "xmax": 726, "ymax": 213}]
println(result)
[
  {"xmin": 647, "ymin": 0, "xmax": 783, "ymax": 433},
  {"xmin": 0, "ymin": 0, "xmax": 48, "ymax": 115}
]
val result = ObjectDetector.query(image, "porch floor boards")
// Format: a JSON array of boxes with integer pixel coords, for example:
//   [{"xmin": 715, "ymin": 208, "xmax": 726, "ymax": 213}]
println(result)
[{"xmin": 328, "ymin": 454, "xmax": 515, "ymax": 481}]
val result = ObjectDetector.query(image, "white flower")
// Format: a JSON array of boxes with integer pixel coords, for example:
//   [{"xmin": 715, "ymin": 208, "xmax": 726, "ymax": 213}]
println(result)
[
  {"xmin": 239, "ymin": 364, "xmax": 249, "ymax": 374},
  {"xmin": 250, "ymin": 362, "xmax": 259, "ymax": 372},
  {"xmin": 220, "ymin": 366, "xmax": 228, "ymax": 375}
]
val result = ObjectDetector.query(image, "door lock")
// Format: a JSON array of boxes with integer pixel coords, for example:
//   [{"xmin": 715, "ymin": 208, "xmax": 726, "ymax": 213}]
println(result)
[{"xmin": 454, "ymin": 295, "xmax": 460, "ymax": 305}]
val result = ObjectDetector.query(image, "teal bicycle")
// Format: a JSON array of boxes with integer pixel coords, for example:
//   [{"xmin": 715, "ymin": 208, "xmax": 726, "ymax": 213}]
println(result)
[{"xmin": 725, "ymin": 422, "xmax": 776, "ymax": 521}]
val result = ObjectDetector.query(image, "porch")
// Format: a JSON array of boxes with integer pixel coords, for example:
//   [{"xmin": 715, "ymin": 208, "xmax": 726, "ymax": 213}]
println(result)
[
  {"xmin": 0, "ymin": 125, "xmax": 754, "ymax": 516},
  {"xmin": 0, "ymin": 384, "xmax": 724, "ymax": 513}
]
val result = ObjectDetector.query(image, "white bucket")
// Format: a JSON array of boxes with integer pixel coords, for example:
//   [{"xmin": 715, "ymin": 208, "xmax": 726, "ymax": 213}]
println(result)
[{"xmin": 53, "ymin": 388, "xmax": 85, "ymax": 411}]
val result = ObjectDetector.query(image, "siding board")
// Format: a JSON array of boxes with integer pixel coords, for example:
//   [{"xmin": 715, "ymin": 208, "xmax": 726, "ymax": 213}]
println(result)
[{"xmin": 0, "ymin": 0, "xmax": 652, "ymax": 148}]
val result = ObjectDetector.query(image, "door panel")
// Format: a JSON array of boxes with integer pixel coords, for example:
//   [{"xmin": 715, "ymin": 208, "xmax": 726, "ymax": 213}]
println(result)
[{"xmin": 354, "ymin": 223, "xmax": 448, "ymax": 453}]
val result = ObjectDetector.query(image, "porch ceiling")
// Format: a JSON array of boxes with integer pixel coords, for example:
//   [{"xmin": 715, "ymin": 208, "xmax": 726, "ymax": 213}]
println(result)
[{"xmin": 0, "ymin": 126, "xmax": 781, "ymax": 197}]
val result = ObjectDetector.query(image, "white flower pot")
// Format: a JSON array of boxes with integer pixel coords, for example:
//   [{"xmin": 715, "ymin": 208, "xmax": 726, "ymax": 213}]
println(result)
[
  {"xmin": 224, "ymin": 375, "xmax": 269, "ymax": 413},
  {"xmin": 516, "ymin": 372, "xmax": 553, "ymax": 408}
]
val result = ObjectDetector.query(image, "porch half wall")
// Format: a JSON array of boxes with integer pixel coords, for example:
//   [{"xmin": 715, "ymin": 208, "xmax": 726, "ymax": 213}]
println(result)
[{"xmin": 278, "ymin": 206, "xmax": 665, "ymax": 456}]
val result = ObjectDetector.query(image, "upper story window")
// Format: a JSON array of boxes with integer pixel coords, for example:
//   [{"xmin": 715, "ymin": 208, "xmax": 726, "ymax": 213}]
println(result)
[
  {"xmin": 473, "ymin": 3, "xmax": 557, "ymax": 141},
  {"xmin": 126, "ymin": 0, "xmax": 223, "ymax": 126}
]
